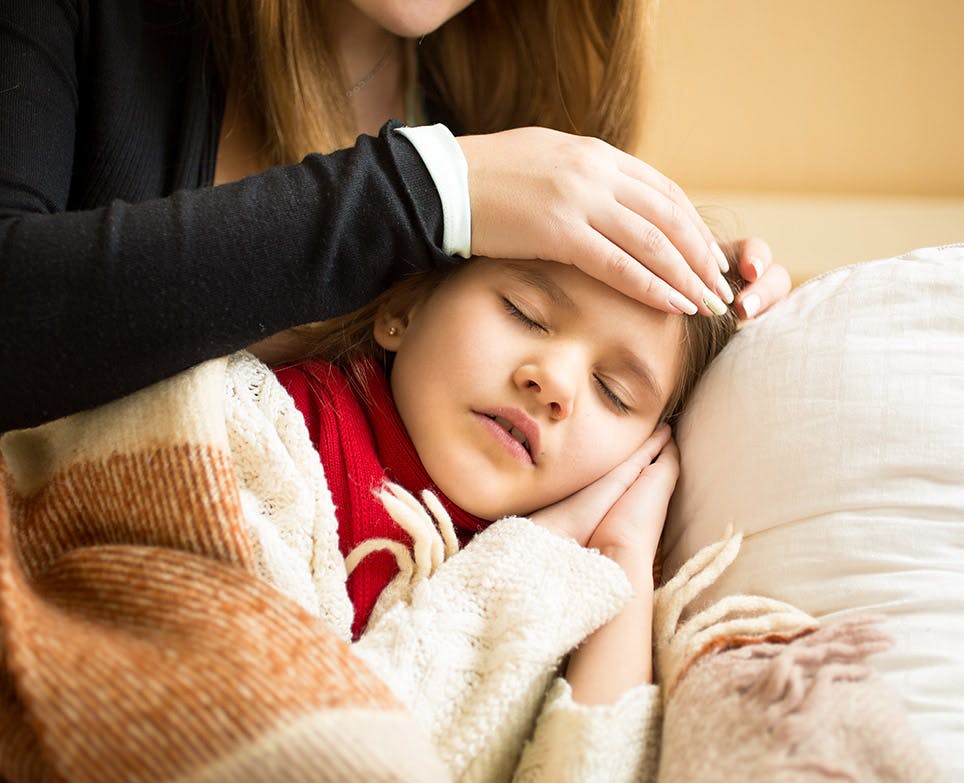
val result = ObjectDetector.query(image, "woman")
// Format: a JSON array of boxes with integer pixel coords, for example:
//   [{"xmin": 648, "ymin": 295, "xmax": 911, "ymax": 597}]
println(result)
[{"xmin": 0, "ymin": 0, "xmax": 788, "ymax": 432}]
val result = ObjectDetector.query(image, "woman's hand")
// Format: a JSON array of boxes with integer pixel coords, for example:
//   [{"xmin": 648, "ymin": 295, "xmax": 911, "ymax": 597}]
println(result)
[
  {"xmin": 457, "ymin": 128, "xmax": 735, "ymax": 318},
  {"xmin": 724, "ymin": 236, "xmax": 793, "ymax": 320},
  {"xmin": 530, "ymin": 424, "xmax": 676, "ymax": 564}
]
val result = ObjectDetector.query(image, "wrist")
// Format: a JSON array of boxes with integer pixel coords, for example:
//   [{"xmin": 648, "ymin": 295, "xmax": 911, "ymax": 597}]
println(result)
[{"xmin": 596, "ymin": 544, "xmax": 656, "ymax": 587}]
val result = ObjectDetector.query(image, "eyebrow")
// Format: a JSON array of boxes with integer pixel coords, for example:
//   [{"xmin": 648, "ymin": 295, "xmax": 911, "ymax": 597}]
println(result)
[{"xmin": 502, "ymin": 263, "xmax": 577, "ymax": 310}]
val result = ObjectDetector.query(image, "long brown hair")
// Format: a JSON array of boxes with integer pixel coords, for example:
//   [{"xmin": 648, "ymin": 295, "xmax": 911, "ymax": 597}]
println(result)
[{"xmin": 197, "ymin": 0, "xmax": 653, "ymax": 165}]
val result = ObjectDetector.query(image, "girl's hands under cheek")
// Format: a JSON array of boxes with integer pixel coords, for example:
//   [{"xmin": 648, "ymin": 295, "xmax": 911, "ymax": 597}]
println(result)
[
  {"xmin": 529, "ymin": 424, "xmax": 676, "ymax": 568},
  {"xmin": 586, "ymin": 434, "xmax": 678, "ymax": 578}
]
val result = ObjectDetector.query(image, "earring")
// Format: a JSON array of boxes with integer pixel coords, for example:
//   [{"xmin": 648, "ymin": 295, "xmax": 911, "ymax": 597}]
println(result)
[{"xmin": 387, "ymin": 326, "xmax": 399, "ymax": 336}]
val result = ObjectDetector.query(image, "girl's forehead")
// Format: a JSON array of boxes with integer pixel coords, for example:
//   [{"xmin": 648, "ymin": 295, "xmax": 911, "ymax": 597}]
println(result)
[{"xmin": 471, "ymin": 259, "xmax": 680, "ymax": 328}]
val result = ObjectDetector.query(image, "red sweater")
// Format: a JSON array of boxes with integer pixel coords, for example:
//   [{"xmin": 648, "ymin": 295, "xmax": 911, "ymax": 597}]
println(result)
[{"xmin": 275, "ymin": 358, "xmax": 487, "ymax": 639}]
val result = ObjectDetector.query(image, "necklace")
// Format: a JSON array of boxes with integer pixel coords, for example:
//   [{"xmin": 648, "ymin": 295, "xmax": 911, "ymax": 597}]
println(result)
[{"xmin": 345, "ymin": 41, "xmax": 395, "ymax": 98}]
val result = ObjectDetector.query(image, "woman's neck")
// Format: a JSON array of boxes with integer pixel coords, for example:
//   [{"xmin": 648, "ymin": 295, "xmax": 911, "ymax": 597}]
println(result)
[
  {"xmin": 329, "ymin": 2, "xmax": 406, "ymax": 135},
  {"xmin": 213, "ymin": 4, "xmax": 408, "ymax": 187}
]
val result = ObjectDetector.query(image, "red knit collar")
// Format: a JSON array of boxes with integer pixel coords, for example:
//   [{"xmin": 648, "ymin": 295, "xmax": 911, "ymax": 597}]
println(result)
[
  {"xmin": 353, "ymin": 357, "xmax": 488, "ymax": 536},
  {"xmin": 273, "ymin": 356, "xmax": 488, "ymax": 638}
]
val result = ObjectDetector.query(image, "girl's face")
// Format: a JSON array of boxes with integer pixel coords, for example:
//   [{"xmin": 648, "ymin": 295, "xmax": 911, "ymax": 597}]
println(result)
[
  {"xmin": 346, "ymin": 0, "xmax": 476, "ymax": 37},
  {"xmin": 376, "ymin": 259, "xmax": 685, "ymax": 521}
]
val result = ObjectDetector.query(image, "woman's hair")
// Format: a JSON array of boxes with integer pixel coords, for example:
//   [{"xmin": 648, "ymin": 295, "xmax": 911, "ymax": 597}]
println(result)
[
  {"xmin": 280, "ymin": 250, "xmax": 744, "ymax": 427},
  {"xmin": 197, "ymin": 0, "xmax": 653, "ymax": 165}
]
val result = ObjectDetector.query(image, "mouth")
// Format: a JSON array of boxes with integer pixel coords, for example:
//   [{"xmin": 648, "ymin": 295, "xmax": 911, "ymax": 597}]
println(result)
[
  {"xmin": 483, "ymin": 413, "xmax": 531, "ymax": 455},
  {"xmin": 475, "ymin": 407, "xmax": 540, "ymax": 465}
]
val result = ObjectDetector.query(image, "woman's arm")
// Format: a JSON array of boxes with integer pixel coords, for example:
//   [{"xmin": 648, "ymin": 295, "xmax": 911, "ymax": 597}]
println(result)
[{"xmin": 0, "ymin": 2, "xmax": 452, "ymax": 432}]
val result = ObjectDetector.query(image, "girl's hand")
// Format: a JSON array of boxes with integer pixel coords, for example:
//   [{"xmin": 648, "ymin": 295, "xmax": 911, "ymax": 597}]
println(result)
[
  {"xmin": 457, "ymin": 128, "xmax": 735, "ymax": 318},
  {"xmin": 725, "ymin": 236, "xmax": 793, "ymax": 320},
  {"xmin": 549, "ymin": 427, "xmax": 679, "ymax": 704},
  {"xmin": 584, "ymin": 435, "xmax": 678, "ymax": 571},
  {"xmin": 530, "ymin": 424, "xmax": 676, "ymax": 561}
]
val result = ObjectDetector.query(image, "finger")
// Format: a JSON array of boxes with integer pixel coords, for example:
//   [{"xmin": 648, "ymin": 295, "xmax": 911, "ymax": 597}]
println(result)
[
  {"xmin": 570, "ymin": 228, "xmax": 718, "ymax": 317},
  {"xmin": 602, "ymin": 186, "xmax": 733, "ymax": 315},
  {"xmin": 615, "ymin": 154, "xmax": 729, "ymax": 273},
  {"xmin": 735, "ymin": 262, "xmax": 792, "ymax": 320},
  {"xmin": 730, "ymin": 236, "xmax": 773, "ymax": 283},
  {"xmin": 612, "ymin": 180, "xmax": 731, "ymax": 305},
  {"xmin": 589, "ymin": 207, "xmax": 714, "ymax": 316}
]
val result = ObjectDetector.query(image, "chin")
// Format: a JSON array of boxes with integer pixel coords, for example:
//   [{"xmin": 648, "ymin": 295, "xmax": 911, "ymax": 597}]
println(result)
[
  {"xmin": 362, "ymin": 2, "xmax": 472, "ymax": 38},
  {"xmin": 442, "ymin": 485, "xmax": 513, "ymax": 523}
]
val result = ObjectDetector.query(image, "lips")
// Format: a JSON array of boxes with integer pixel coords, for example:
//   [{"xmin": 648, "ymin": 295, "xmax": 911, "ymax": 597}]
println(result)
[
  {"xmin": 476, "ymin": 407, "xmax": 540, "ymax": 464},
  {"xmin": 485, "ymin": 414, "xmax": 530, "ymax": 453}
]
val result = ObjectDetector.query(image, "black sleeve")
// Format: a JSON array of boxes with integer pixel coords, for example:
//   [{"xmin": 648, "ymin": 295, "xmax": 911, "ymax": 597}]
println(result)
[{"xmin": 0, "ymin": 2, "xmax": 452, "ymax": 432}]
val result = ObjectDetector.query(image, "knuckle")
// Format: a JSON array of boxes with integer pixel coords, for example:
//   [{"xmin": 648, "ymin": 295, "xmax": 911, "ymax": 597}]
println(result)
[
  {"xmin": 665, "ymin": 179, "xmax": 686, "ymax": 205},
  {"xmin": 606, "ymin": 247, "xmax": 634, "ymax": 279},
  {"xmin": 666, "ymin": 201, "xmax": 686, "ymax": 233},
  {"xmin": 640, "ymin": 225, "xmax": 666, "ymax": 257}
]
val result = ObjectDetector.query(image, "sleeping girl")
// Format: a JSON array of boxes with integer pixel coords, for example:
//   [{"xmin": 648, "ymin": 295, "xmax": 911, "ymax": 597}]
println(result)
[{"xmin": 226, "ymin": 253, "xmax": 741, "ymax": 780}]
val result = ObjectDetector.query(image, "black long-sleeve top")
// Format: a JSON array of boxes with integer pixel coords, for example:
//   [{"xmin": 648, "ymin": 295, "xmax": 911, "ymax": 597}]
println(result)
[{"xmin": 0, "ymin": 0, "xmax": 453, "ymax": 432}]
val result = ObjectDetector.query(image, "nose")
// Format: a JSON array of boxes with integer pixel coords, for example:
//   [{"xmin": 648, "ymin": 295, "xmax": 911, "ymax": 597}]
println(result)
[{"xmin": 514, "ymin": 358, "xmax": 576, "ymax": 420}]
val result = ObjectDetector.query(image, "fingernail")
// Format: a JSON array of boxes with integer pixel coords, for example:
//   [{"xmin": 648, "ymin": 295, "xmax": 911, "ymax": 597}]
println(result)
[
  {"xmin": 703, "ymin": 288, "xmax": 728, "ymax": 316},
  {"xmin": 716, "ymin": 274, "xmax": 734, "ymax": 304},
  {"xmin": 668, "ymin": 291, "xmax": 698, "ymax": 315},
  {"xmin": 748, "ymin": 255, "xmax": 765, "ymax": 280},
  {"xmin": 741, "ymin": 293, "xmax": 761, "ymax": 319},
  {"xmin": 711, "ymin": 242, "xmax": 729, "ymax": 273}
]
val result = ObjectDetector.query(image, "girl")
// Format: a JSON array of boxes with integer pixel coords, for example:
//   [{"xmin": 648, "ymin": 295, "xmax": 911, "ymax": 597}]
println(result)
[
  {"xmin": 0, "ymin": 0, "xmax": 786, "ymax": 433},
  {"xmin": 224, "ymin": 252, "xmax": 742, "ymax": 779}
]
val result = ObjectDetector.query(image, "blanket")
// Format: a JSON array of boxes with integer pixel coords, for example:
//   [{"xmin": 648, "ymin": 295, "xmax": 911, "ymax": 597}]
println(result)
[
  {"xmin": 0, "ymin": 354, "xmax": 943, "ymax": 782},
  {"xmin": 0, "ymin": 358, "xmax": 448, "ymax": 782}
]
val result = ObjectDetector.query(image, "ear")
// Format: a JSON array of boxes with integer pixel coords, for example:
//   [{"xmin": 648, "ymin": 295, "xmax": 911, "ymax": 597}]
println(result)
[{"xmin": 373, "ymin": 302, "xmax": 417, "ymax": 352}]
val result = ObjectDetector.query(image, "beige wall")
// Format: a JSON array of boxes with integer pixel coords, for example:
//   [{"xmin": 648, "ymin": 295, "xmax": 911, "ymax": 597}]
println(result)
[{"xmin": 638, "ymin": 1, "xmax": 964, "ymax": 282}]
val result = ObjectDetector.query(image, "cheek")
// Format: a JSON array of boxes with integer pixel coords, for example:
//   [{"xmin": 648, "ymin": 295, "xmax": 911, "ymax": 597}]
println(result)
[{"xmin": 554, "ymin": 414, "xmax": 654, "ymax": 494}]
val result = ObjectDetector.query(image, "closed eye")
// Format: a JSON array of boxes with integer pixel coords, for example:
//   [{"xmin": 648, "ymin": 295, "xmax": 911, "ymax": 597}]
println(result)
[
  {"xmin": 594, "ymin": 375, "xmax": 630, "ymax": 414},
  {"xmin": 502, "ymin": 297, "xmax": 547, "ymax": 333}
]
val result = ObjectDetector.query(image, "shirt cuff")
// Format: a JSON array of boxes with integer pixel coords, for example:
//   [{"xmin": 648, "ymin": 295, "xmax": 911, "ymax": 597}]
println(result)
[{"xmin": 394, "ymin": 124, "xmax": 471, "ymax": 258}]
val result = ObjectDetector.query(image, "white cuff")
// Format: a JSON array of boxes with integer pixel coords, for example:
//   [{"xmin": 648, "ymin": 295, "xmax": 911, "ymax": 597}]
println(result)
[{"xmin": 395, "ymin": 124, "xmax": 471, "ymax": 258}]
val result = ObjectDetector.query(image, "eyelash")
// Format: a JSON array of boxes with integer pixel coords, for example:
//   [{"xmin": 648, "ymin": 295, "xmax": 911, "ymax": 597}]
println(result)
[
  {"xmin": 502, "ymin": 297, "xmax": 546, "ymax": 332},
  {"xmin": 503, "ymin": 297, "xmax": 631, "ymax": 414},
  {"xmin": 595, "ymin": 376, "xmax": 630, "ymax": 414}
]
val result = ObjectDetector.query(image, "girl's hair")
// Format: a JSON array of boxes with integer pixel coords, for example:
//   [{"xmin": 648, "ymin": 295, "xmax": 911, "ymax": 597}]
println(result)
[
  {"xmin": 197, "ymin": 0, "xmax": 653, "ymax": 165},
  {"xmin": 280, "ymin": 250, "xmax": 744, "ymax": 427}
]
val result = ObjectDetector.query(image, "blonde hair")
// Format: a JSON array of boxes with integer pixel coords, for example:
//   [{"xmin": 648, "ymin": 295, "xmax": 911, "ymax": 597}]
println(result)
[
  {"xmin": 197, "ymin": 0, "xmax": 653, "ymax": 165},
  {"xmin": 279, "ymin": 251, "xmax": 744, "ymax": 426}
]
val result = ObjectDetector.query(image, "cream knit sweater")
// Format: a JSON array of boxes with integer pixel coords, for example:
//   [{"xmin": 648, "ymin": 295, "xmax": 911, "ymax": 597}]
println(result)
[{"xmin": 224, "ymin": 351, "xmax": 662, "ymax": 782}]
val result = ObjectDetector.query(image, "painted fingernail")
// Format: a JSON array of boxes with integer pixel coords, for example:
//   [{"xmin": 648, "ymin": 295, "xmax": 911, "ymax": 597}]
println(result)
[
  {"xmin": 748, "ymin": 255, "xmax": 765, "ymax": 280},
  {"xmin": 668, "ymin": 290, "xmax": 699, "ymax": 315},
  {"xmin": 703, "ymin": 288, "xmax": 728, "ymax": 316},
  {"xmin": 741, "ymin": 293, "xmax": 761, "ymax": 319},
  {"xmin": 716, "ymin": 274, "xmax": 735, "ymax": 304},
  {"xmin": 711, "ymin": 242, "xmax": 730, "ymax": 273}
]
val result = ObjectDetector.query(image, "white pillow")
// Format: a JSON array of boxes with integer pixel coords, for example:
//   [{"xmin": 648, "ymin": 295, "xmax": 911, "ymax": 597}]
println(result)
[{"xmin": 663, "ymin": 244, "xmax": 964, "ymax": 779}]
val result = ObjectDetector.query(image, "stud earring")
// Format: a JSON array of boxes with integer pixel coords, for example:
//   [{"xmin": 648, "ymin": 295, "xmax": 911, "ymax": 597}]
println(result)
[{"xmin": 387, "ymin": 326, "xmax": 399, "ymax": 336}]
